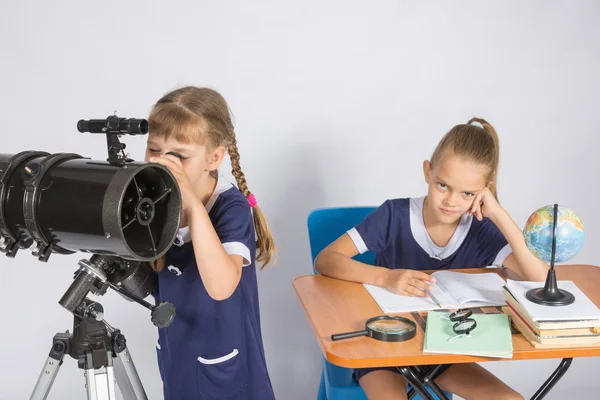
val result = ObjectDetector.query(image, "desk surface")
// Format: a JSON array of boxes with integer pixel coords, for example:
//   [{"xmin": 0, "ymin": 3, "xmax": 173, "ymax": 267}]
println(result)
[{"xmin": 293, "ymin": 265, "xmax": 600, "ymax": 368}]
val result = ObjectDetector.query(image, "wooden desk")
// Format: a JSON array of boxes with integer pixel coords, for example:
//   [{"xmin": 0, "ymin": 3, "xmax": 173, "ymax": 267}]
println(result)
[{"xmin": 293, "ymin": 265, "xmax": 600, "ymax": 369}]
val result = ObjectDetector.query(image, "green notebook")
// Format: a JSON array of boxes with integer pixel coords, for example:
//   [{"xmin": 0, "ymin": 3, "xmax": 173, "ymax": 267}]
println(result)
[{"xmin": 423, "ymin": 311, "xmax": 513, "ymax": 358}]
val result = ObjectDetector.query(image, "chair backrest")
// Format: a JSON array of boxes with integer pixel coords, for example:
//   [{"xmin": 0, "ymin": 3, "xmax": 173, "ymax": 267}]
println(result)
[{"xmin": 307, "ymin": 206, "xmax": 377, "ymax": 268}]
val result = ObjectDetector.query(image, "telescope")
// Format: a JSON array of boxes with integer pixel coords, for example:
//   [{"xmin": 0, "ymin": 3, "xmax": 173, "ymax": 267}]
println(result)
[
  {"xmin": 0, "ymin": 114, "xmax": 182, "ymax": 400},
  {"xmin": 0, "ymin": 115, "xmax": 179, "ymax": 262}
]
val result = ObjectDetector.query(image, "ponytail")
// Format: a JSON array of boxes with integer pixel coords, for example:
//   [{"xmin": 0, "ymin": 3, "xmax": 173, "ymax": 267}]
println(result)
[{"xmin": 467, "ymin": 117, "xmax": 500, "ymax": 201}]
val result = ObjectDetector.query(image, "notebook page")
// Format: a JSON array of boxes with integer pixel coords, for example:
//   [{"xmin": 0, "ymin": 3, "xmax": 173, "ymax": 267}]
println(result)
[
  {"xmin": 433, "ymin": 271, "xmax": 507, "ymax": 307},
  {"xmin": 363, "ymin": 282, "xmax": 454, "ymax": 313}
]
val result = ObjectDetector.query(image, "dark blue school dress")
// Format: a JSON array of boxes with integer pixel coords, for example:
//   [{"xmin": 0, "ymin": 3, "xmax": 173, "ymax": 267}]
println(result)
[
  {"xmin": 348, "ymin": 197, "xmax": 511, "ymax": 381},
  {"xmin": 154, "ymin": 176, "xmax": 275, "ymax": 400}
]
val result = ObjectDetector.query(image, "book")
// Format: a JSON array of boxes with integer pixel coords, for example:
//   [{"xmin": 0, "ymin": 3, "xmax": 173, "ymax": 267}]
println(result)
[
  {"xmin": 423, "ymin": 311, "xmax": 513, "ymax": 358},
  {"xmin": 363, "ymin": 270, "xmax": 507, "ymax": 313},
  {"xmin": 504, "ymin": 307, "xmax": 600, "ymax": 348},
  {"xmin": 504, "ymin": 280, "xmax": 600, "ymax": 323},
  {"xmin": 503, "ymin": 287, "xmax": 600, "ymax": 331}
]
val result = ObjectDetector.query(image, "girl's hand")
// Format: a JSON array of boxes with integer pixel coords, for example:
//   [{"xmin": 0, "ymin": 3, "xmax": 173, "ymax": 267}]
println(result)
[
  {"xmin": 470, "ymin": 187, "xmax": 503, "ymax": 222},
  {"xmin": 382, "ymin": 269, "xmax": 436, "ymax": 297},
  {"xmin": 149, "ymin": 155, "xmax": 200, "ymax": 213}
]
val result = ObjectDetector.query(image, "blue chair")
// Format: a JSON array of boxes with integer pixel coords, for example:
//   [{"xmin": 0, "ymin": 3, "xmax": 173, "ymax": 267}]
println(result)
[{"xmin": 307, "ymin": 207, "xmax": 452, "ymax": 400}]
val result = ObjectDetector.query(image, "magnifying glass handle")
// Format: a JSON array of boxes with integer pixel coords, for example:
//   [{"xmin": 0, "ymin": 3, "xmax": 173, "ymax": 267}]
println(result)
[{"xmin": 331, "ymin": 330, "xmax": 369, "ymax": 341}]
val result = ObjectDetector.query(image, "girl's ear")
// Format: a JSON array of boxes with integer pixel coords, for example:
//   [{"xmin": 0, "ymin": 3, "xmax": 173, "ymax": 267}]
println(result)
[
  {"xmin": 487, "ymin": 180, "xmax": 495, "ymax": 190},
  {"xmin": 206, "ymin": 146, "xmax": 226, "ymax": 172},
  {"xmin": 423, "ymin": 160, "xmax": 432, "ymax": 184}
]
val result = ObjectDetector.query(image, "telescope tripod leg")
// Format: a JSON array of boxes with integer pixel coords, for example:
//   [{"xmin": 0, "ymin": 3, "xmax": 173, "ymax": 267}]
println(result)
[
  {"xmin": 30, "ymin": 334, "xmax": 69, "ymax": 400},
  {"xmin": 84, "ymin": 351, "xmax": 117, "ymax": 400},
  {"xmin": 112, "ymin": 334, "xmax": 148, "ymax": 400}
]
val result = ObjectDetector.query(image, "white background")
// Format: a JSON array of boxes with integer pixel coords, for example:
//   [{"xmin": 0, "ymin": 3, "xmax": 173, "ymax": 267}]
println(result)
[{"xmin": 1, "ymin": 1, "xmax": 599, "ymax": 399}]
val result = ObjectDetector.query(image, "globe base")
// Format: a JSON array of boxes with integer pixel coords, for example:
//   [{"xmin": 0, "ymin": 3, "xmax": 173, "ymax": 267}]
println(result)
[
  {"xmin": 526, "ymin": 287, "xmax": 575, "ymax": 306},
  {"xmin": 525, "ymin": 268, "xmax": 575, "ymax": 306}
]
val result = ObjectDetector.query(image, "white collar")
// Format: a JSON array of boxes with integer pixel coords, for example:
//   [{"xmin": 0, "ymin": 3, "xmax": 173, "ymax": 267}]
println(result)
[
  {"xmin": 173, "ymin": 174, "xmax": 234, "ymax": 246},
  {"xmin": 409, "ymin": 196, "xmax": 472, "ymax": 260}
]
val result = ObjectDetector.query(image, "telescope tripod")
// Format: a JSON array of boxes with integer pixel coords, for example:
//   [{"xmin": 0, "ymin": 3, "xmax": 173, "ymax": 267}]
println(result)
[
  {"xmin": 30, "ymin": 298, "xmax": 147, "ymax": 400},
  {"xmin": 26, "ymin": 255, "xmax": 174, "ymax": 399}
]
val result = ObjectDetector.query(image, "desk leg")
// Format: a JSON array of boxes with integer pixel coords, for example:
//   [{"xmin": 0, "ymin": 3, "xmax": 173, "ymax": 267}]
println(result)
[
  {"xmin": 398, "ymin": 367, "xmax": 450, "ymax": 400},
  {"xmin": 530, "ymin": 358, "xmax": 572, "ymax": 400},
  {"xmin": 421, "ymin": 376, "xmax": 450, "ymax": 400},
  {"xmin": 420, "ymin": 365, "xmax": 450, "ymax": 400}
]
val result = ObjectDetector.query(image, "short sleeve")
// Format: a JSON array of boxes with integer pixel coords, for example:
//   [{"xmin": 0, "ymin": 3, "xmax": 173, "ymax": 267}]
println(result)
[
  {"xmin": 212, "ymin": 198, "xmax": 254, "ymax": 267},
  {"xmin": 348, "ymin": 200, "xmax": 394, "ymax": 254},
  {"xmin": 475, "ymin": 218, "xmax": 510, "ymax": 267}
]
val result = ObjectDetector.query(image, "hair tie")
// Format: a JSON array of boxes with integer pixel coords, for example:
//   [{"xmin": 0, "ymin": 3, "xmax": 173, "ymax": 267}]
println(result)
[
  {"xmin": 247, "ymin": 193, "xmax": 257, "ymax": 208},
  {"xmin": 470, "ymin": 121, "xmax": 484, "ymax": 129}
]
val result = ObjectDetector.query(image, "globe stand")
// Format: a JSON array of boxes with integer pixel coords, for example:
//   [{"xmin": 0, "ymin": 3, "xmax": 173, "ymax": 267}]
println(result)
[{"xmin": 526, "ymin": 204, "xmax": 575, "ymax": 306}]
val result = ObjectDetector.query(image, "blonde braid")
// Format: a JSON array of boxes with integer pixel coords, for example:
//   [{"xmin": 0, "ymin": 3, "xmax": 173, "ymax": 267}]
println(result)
[{"xmin": 229, "ymin": 135, "xmax": 275, "ymax": 268}]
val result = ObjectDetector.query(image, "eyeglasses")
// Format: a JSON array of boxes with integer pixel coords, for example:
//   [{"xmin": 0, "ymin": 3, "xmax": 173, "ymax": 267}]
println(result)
[{"xmin": 440, "ymin": 309, "xmax": 477, "ymax": 342}]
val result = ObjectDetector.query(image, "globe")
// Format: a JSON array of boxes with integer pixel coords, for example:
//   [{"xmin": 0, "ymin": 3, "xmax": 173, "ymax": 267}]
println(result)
[{"xmin": 523, "ymin": 205, "xmax": 585, "ymax": 264}]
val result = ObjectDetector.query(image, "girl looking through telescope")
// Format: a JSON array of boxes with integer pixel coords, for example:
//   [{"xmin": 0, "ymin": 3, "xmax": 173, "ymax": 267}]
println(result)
[{"xmin": 145, "ymin": 86, "xmax": 276, "ymax": 400}]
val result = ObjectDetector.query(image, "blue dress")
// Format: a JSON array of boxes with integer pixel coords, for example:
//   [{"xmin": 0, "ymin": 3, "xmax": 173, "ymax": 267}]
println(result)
[{"xmin": 154, "ymin": 175, "xmax": 275, "ymax": 400}]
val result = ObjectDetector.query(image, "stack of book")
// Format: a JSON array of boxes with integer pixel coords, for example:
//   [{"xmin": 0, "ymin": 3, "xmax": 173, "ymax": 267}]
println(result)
[{"xmin": 502, "ymin": 279, "xmax": 600, "ymax": 348}]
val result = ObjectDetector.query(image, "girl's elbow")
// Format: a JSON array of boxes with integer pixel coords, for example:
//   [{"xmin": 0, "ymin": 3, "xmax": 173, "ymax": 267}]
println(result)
[
  {"xmin": 206, "ymin": 276, "xmax": 241, "ymax": 301},
  {"xmin": 314, "ymin": 255, "xmax": 322, "ymax": 274},
  {"xmin": 208, "ymin": 292, "xmax": 231, "ymax": 301},
  {"xmin": 207, "ymin": 285, "xmax": 236, "ymax": 301},
  {"xmin": 520, "ymin": 264, "xmax": 549, "ymax": 282},
  {"xmin": 314, "ymin": 251, "xmax": 328, "ymax": 274}
]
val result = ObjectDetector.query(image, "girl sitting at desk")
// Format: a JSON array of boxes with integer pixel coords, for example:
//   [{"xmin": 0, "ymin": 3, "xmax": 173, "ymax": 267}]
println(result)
[{"xmin": 314, "ymin": 118, "xmax": 548, "ymax": 400}]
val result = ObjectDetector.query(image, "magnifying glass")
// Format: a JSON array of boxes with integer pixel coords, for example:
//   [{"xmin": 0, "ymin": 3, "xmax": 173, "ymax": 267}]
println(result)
[{"xmin": 331, "ymin": 315, "xmax": 417, "ymax": 342}]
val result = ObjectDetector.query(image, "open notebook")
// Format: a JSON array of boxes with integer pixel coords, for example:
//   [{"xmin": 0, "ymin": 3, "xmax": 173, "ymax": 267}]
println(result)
[{"xmin": 364, "ymin": 270, "xmax": 507, "ymax": 313}]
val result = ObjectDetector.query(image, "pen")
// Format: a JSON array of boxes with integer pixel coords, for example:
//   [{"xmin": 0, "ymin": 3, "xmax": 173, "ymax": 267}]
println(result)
[{"xmin": 425, "ymin": 289, "xmax": 442, "ymax": 308}]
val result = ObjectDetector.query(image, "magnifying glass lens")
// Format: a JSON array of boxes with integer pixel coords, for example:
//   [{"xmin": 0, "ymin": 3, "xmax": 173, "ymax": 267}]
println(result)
[
  {"xmin": 331, "ymin": 316, "xmax": 417, "ymax": 342},
  {"xmin": 367, "ymin": 318, "xmax": 414, "ymax": 335}
]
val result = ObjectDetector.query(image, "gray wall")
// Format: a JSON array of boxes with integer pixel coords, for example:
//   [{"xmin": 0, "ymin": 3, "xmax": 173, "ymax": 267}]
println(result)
[{"xmin": 1, "ymin": 1, "xmax": 599, "ymax": 399}]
